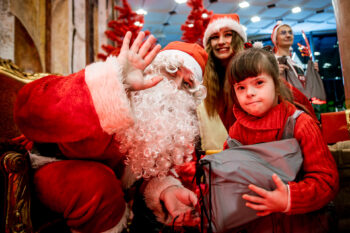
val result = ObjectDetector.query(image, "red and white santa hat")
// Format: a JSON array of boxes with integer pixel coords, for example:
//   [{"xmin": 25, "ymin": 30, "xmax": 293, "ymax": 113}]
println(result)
[
  {"xmin": 271, "ymin": 21, "xmax": 290, "ymax": 47},
  {"xmin": 156, "ymin": 41, "xmax": 208, "ymax": 83},
  {"xmin": 203, "ymin": 13, "xmax": 247, "ymax": 46}
]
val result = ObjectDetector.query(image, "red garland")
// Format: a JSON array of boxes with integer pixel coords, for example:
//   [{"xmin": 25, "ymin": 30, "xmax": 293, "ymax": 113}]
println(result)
[
  {"xmin": 180, "ymin": 0, "xmax": 212, "ymax": 47},
  {"xmin": 98, "ymin": 0, "xmax": 150, "ymax": 60}
]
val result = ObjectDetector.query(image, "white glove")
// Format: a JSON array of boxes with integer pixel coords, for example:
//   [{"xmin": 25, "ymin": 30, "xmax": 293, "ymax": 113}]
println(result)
[
  {"xmin": 160, "ymin": 185, "xmax": 200, "ymax": 226},
  {"xmin": 117, "ymin": 31, "xmax": 162, "ymax": 91}
]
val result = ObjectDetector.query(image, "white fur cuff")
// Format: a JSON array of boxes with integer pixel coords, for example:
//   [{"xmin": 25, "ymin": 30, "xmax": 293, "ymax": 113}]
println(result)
[
  {"xmin": 85, "ymin": 56, "xmax": 134, "ymax": 135},
  {"xmin": 29, "ymin": 151, "xmax": 61, "ymax": 169},
  {"xmin": 144, "ymin": 176, "xmax": 182, "ymax": 223}
]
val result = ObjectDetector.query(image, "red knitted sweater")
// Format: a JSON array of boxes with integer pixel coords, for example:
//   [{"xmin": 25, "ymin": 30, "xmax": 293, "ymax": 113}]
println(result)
[{"xmin": 226, "ymin": 101, "xmax": 339, "ymax": 214}]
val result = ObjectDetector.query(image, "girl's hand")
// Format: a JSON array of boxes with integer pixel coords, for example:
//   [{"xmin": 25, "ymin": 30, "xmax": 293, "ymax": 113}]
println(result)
[
  {"xmin": 117, "ymin": 31, "xmax": 162, "ymax": 91},
  {"xmin": 242, "ymin": 173, "xmax": 288, "ymax": 216},
  {"xmin": 160, "ymin": 185, "xmax": 200, "ymax": 226}
]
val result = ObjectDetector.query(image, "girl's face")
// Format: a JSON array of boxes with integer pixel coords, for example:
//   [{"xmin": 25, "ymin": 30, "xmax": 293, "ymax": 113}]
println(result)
[
  {"xmin": 234, "ymin": 73, "xmax": 278, "ymax": 117},
  {"xmin": 209, "ymin": 27, "xmax": 234, "ymax": 61}
]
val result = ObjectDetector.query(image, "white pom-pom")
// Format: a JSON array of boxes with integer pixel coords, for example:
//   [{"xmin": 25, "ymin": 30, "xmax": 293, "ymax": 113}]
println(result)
[
  {"xmin": 253, "ymin": 41, "xmax": 264, "ymax": 48},
  {"xmin": 276, "ymin": 20, "xmax": 283, "ymax": 26}
]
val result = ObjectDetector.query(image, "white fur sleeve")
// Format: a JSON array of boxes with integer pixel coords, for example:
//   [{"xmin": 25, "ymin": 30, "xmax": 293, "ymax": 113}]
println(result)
[
  {"xmin": 84, "ymin": 56, "xmax": 134, "ymax": 135},
  {"xmin": 143, "ymin": 176, "xmax": 182, "ymax": 223}
]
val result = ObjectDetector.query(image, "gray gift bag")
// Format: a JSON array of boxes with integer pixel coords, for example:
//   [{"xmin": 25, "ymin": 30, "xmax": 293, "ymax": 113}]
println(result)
[
  {"xmin": 305, "ymin": 59, "xmax": 327, "ymax": 101},
  {"xmin": 199, "ymin": 110, "xmax": 304, "ymax": 233}
]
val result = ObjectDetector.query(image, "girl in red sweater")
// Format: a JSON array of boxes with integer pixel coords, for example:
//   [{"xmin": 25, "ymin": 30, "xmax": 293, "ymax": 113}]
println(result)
[{"xmin": 225, "ymin": 48, "xmax": 339, "ymax": 232}]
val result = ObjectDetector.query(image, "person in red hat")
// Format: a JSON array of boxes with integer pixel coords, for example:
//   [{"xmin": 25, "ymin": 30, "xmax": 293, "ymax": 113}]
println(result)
[
  {"xmin": 271, "ymin": 21, "xmax": 322, "ymax": 114},
  {"xmin": 14, "ymin": 32, "xmax": 208, "ymax": 233},
  {"xmin": 196, "ymin": 13, "xmax": 247, "ymax": 153}
]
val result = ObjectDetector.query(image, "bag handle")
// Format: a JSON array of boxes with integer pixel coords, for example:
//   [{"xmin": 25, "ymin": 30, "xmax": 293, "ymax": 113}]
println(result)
[
  {"xmin": 281, "ymin": 110, "xmax": 303, "ymax": 139},
  {"xmin": 194, "ymin": 147, "xmax": 213, "ymax": 233}
]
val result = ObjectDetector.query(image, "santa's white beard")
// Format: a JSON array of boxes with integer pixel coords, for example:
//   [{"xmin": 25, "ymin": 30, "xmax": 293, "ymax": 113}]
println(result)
[{"xmin": 117, "ymin": 76, "xmax": 200, "ymax": 179}]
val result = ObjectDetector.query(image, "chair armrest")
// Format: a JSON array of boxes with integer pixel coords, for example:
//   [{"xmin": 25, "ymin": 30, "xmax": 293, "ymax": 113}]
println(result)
[{"xmin": 1, "ymin": 150, "xmax": 33, "ymax": 233}]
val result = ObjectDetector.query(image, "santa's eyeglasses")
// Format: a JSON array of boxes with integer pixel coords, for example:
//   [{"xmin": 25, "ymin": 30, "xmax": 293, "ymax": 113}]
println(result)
[{"xmin": 279, "ymin": 30, "xmax": 293, "ymax": 35}]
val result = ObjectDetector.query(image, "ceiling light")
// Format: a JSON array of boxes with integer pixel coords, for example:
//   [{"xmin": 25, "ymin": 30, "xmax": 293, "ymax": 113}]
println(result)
[
  {"xmin": 175, "ymin": 0, "xmax": 187, "ymax": 4},
  {"xmin": 136, "ymin": 9, "xmax": 147, "ymax": 15},
  {"xmin": 239, "ymin": 1, "xmax": 250, "ymax": 8},
  {"xmin": 251, "ymin": 16, "xmax": 260, "ymax": 23},
  {"xmin": 188, "ymin": 23, "xmax": 194, "ymax": 28},
  {"xmin": 292, "ymin": 7, "xmax": 301, "ymax": 13},
  {"xmin": 202, "ymin": 13, "xmax": 209, "ymax": 19},
  {"xmin": 242, "ymin": 25, "xmax": 247, "ymax": 31},
  {"xmin": 314, "ymin": 51, "xmax": 320, "ymax": 56}
]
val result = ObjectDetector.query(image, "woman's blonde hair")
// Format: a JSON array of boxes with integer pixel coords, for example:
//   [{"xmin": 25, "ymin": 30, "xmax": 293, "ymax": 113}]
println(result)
[{"xmin": 203, "ymin": 31, "xmax": 244, "ymax": 117}]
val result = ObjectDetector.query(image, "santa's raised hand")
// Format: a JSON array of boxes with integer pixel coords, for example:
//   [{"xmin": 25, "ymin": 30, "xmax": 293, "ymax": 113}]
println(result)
[
  {"xmin": 242, "ymin": 173, "xmax": 289, "ymax": 216},
  {"xmin": 117, "ymin": 31, "xmax": 163, "ymax": 91}
]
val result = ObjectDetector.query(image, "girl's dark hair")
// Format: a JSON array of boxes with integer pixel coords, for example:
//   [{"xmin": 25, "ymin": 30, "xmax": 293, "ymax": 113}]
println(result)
[{"xmin": 226, "ymin": 48, "xmax": 293, "ymax": 103}]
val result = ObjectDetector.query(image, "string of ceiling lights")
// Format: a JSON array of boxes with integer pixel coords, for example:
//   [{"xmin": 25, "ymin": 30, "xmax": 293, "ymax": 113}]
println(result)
[{"xmin": 134, "ymin": 0, "xmax": 304, "ymax": 28}]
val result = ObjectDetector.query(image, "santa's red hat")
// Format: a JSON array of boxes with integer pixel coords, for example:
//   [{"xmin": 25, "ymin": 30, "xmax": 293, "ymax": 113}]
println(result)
[
  {"xmin": 271, "ymin": 21, "xmax": 291, "ymax": 47},
  {"xmin": 156, "ymin": 41, "xmax": 208, "ymax": 83},
  {"xmin": 203, "ymin": 13, "xmax": 247, "ymax": 46}
]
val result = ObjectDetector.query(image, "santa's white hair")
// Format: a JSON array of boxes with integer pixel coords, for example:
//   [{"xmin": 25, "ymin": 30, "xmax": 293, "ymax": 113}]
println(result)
[{"xmin": 117, "ymin": 58, "xmax": 204, "ymax": 179}]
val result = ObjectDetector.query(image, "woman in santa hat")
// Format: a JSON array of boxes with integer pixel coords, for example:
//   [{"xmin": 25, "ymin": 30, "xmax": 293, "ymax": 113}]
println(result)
[
  {"xmin": 270, "ymin": 21, "xmax": 320, "ymax": 120},
  {"xmin": 196, "ymin": 13, "xmax": 247, "ymax": 153}
]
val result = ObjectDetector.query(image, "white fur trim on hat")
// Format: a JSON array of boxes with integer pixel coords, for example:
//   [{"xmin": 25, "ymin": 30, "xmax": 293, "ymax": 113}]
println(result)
[
  {"xmin": 203, "ymin": 17, "xmax": 247, "ymax": 46},
  {"xmin": 156, "ymin": 50, "xmax": 203, "ymax": 83}
]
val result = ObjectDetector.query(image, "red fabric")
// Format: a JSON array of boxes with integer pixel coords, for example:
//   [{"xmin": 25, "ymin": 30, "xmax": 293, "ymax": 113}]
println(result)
[
  {"xmin": 14, "ymin": 72, "xmax": 126, "ymax": 231},
  {"xmin": 34, "ymin": 160, "xmax": 125, "ymax": 233},
  {"xmin": 208, "ymin": 13, "xmax": 240, "ymax": 25},
  {"xmin": 227, "ymin": 101, "xmax": 338, "ymax": 214},
  {"xmin": 14, "ymin": 72, "xmax": 124, "ymax": 167},
  {"xmin": 161, "ymin": 41, "xmax": 208, "ymax": 74},
  {"xmin": 321, "ymin": 111, "xmax": 350, "ymax": 144}
]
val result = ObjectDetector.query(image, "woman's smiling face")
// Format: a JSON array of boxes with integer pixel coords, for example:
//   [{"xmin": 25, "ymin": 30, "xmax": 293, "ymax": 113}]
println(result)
[{"xmin": 209, "ymin": 27, "xmax": 234, "ymax": 61}]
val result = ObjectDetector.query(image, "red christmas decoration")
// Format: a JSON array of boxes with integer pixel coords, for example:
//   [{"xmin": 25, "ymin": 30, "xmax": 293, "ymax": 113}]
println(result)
[
  {"xmin": 180, "ymin": 0, "xmax": 212, "ymax": 47},
  {"xmin": 297, "ymin": 42, "xmax": 310, "ymax": 58},
  {"xmin": 98, "ymin": 0, "xmax": 150, "ymax": 60}
]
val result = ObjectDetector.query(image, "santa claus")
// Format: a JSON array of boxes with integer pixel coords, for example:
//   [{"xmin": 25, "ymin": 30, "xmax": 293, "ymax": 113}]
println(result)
[{"xmin": 14, "ymin": 32, "xmax": 208, "ymax": 233}]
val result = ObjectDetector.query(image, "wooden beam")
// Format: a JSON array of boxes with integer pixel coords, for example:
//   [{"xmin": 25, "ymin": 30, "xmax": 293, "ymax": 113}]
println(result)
[{"xmin": 332, "ymin": 0, "xmax": 350, "ymax": 108}]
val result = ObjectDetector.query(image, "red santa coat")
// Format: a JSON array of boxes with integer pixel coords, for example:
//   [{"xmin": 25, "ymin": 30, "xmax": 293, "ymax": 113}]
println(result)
[
  {"xmin": 15, "ymin": 57, "xmax": 133, "ymax": 166},
  {"xmin": 226, "ymin": 101, "xmax": 338, "ymax": 214},
  {"xmin": 14, "ymin": 57, "xmax": 182, "ymax": 232}
]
